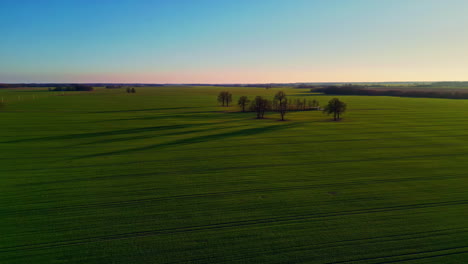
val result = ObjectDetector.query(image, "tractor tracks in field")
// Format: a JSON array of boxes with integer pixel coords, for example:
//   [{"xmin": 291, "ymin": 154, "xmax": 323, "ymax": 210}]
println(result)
[
  {"xmin": 325, "ymin": 244, "xmax": 468, "ymax": 264},
  {"xmin": 4, "ymin": 172, "xmax": 467, "ymax": 216},
  {"xmin": 6, "ymin": 148, "xmax": 468, "ymax": 186},
  {"xmin": 162, "ymin": 226, "xmax": 468, "ymax": 264},
  {"xmin": 2, "ymin": 199, "xmax": 468, "ymax": 253}
]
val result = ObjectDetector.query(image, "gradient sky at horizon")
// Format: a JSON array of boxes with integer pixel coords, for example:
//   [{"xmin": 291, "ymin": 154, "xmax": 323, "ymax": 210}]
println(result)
[{"xmin": 1, "ymin": 0, "xmax": 468, "ymax": 83}]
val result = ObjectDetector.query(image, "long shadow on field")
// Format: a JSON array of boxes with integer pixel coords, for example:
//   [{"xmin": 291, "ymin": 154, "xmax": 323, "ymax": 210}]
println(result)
[
  {"xmin": 90, "ymin": 106, "xmax": 203, "ymax": 114},
  {"xmin": 78, "ymin": 123, "xmax": 299, "ymax": 158},
  {"xmin": 68, "ymin": 124, "xmax": 244, "ymax": 147},
  {"xmin": 3, "ymin": 123, "xmax": 215, "ymax": 144},
  {"xmin": 100, "ymin": 111, "xmax": 223, "ymax": 122}
]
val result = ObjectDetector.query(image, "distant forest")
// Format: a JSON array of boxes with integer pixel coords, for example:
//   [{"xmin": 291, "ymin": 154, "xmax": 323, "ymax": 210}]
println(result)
[
  {"xmin": 0, "ymin": 83, "xmax": 165, "ymax": 88},
  {"xmin": 49, "ymin": 84, "xmax": 94, "ymax": 92},
  {"xmin": 314, "ymin": 84, "xmax": 468, "ymax": 99}
]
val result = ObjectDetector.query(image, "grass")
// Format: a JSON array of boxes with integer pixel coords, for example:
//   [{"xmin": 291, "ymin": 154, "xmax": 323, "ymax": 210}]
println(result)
[{"xmin": 2, "ymin": 86, "xmax": 468, "ymax": 263}]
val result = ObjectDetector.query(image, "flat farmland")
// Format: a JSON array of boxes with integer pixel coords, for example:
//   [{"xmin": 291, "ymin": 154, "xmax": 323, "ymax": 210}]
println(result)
[{"xmin": 2, "ymin": 86, "xmax": 468, "ymax": 263}]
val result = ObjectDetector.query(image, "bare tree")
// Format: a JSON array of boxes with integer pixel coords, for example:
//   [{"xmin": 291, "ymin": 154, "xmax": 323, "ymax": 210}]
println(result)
[
  {"xmin": 217, "ymin": 91, "xmax": 232, "ymax": 107},
  {"xmin": 323, "ymin": 98, "xmax": 347, "ymax": 121},
  {"xmin": 274, "ymin": 91, "xmax": 288, "ymax": 121},
  {"xmin": 250, "ymin": 96, "xmax": 271, "ymax": 119},
  {"xmin": 226, "ymin": 92, "xmax": 232, "ymax": 106},
  {"xmin": 217, "ymin": 92, "xmax": 225, "ymax": 106},
  {"xmin": 238, "ymin": 96, "xmax": 250, "ymax": 112}
]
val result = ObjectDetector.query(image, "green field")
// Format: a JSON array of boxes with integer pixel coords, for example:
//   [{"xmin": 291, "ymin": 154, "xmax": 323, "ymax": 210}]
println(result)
[{"xmin": 3, "ymin": 86, "xmax": 468, "ymax": 263}]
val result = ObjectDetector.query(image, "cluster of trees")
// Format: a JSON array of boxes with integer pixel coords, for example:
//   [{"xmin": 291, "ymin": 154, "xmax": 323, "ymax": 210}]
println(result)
[
  {"xmin": 49, "ymin": 84, "xmax": 94, "ymax": 91},
  {"xmin": 314, "ymin": 85, "xmax": 468, "ymax": 99},
  {"xmin": 126, "ymin": 87, "xmax": 136, "ymax": 93},
  {"xmin": 218, "ymin": 91, "xmax": 345, "ymax": 121},
  {"xmin": 277, "ymin": 98, "xmax": 320, "ymax": 111},
  {"xmin": 250, "ymin": 96, "xmax": 271, "ymax": 119},
  {"xmin": 217, "ymin": 91, "xmax": 233, "ymax": 106}
]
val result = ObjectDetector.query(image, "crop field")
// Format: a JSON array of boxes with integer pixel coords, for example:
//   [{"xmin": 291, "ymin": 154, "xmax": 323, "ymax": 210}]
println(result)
[{"xmin": 3, "ymin": 86, "xmax": 468, "ymax": 263}]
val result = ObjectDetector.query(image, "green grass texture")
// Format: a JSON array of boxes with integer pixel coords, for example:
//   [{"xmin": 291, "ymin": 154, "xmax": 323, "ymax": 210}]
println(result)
[{"xmin": 2, "ymin": 86, "xmax": 468, "ymax": 263}]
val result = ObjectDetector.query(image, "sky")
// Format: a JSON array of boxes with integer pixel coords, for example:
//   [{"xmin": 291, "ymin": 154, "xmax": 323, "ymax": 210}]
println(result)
[{"xmin": 1, "ymin": 0, "xmax": 468, "ymax": 83}]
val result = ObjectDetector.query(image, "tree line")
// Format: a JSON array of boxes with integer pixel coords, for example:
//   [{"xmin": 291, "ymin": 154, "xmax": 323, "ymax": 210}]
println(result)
[
  {"xmin": 314, "ymin": 85, "xmax": 468, "ymax": 99},
  {"xmin": 48, "ymin": 84, "xmax": 94, "ymax": 91},
  {"xmin": 218, "ymin": 91, "xmax": 346, "ymax": 121},
  {"xmin": 0, "ymin": 83, "xmax": 166, "ymax": 88}
]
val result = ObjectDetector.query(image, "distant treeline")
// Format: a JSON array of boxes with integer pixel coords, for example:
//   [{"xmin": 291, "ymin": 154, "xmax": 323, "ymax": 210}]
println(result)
[
  {"xmin": 413, "ymin": 82, "xmax": 468, "ymax": 88},
  {"xmin": 49, "ymin": 84, "xmax": 94, "ymax": 92},
  {"xmin": 0, "ymin": 83, "xmax": 51, "ymax": 88},
  {"xmin": 188, "ymin": 84, "xmax": 282, "ymax": 88},
  {"xmin": 295, "ymin": 84, "xmax": 320, "ymax": 89},
  {"xmin": 111, "ymin": 84, "xmax": 165, "ymax": 87},
  {"xmin": 314, "ymin": 85, "xmax": 468, "ymax": 99},
  {"xmin": 4, "ymin": 82, "xmax": 468, "ymax": 89},
  {"xmin": 0, "ymin": 83, "xmax": 165, "ymax": 88}
]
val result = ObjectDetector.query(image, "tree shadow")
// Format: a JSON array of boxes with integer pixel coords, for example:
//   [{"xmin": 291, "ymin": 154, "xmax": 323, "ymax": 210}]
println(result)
[
  {"xmin": 102, "ymin": 111, "xmax": 222, "ymax": 122},
  {"xmin": 68, "ymin": 123, "xmax": 244, "ymax": 147},
  {"xmin": 90, "ymin": 106, "xmax": 203, "ymax": 114},
  {"xmin": 78, "ymin": 123, "xmax": 299, "ymax": 158},
  {"xmin": 3, "ymin": 123, "xmax": 215, "ymax": 144}
]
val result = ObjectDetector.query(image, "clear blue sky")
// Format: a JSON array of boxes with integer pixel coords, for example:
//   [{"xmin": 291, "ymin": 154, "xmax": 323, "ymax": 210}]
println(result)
[{"xmin": 1, "ymin": 0, "xmax": 468, "ymax": 83}]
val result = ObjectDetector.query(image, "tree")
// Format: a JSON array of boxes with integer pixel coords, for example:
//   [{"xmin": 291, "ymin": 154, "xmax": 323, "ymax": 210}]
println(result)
[
  {"xmin": 323, "ymin": 98, "xmax": 347, "ymax": 121},
  {"xmin": 274, "ymin": 91, "xmax": 288, "ymax": 121},
  {"xmin": 250, "ymin": 96, "xmax": 271, "ymax": 119},
  {"xmin": 217, "ymin": 91, "xmax": 232, "ymax": 107},
  {"xmin": 217, "ymin": 92, "xmax": 224, "ymax": 106},
  {"xmin": 226, "ymin": 92, "xmax": 232, "ymax": 106},
  {"xmin": 312, "ymin": 99, "xmax": 319, "ymax": 108},
  {"xmin": 238, "ymin": 96, "xmax": 250, "ymax": 112}
]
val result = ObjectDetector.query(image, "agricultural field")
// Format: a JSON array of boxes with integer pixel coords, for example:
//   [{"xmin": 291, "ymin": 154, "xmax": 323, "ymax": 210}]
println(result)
[{"xmin": 2, "ymin": 86, "xmax": 468, "ymax": 263}]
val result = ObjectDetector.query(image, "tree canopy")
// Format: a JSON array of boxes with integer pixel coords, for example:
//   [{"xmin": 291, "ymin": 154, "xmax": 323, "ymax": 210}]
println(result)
[
  {"xmin": 238, "ymin": 96, "xmax": 250, "ymax": 112},
  {"xmin": 323, "ymin": 98, "xmax": 347, "ymax": 121},
  {"xmin": 250, "ymin": 96, "xmax": 271, "ymax": 119},
  {"xmin": 217, "ymin": 91, "xmax": 232, "ymax": 107}
]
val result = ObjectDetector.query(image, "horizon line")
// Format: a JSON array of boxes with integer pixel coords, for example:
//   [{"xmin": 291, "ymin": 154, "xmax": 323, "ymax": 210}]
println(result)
[{"xmin": 2, "ymin": 81, "xmax": 467, "ymax": 85}]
